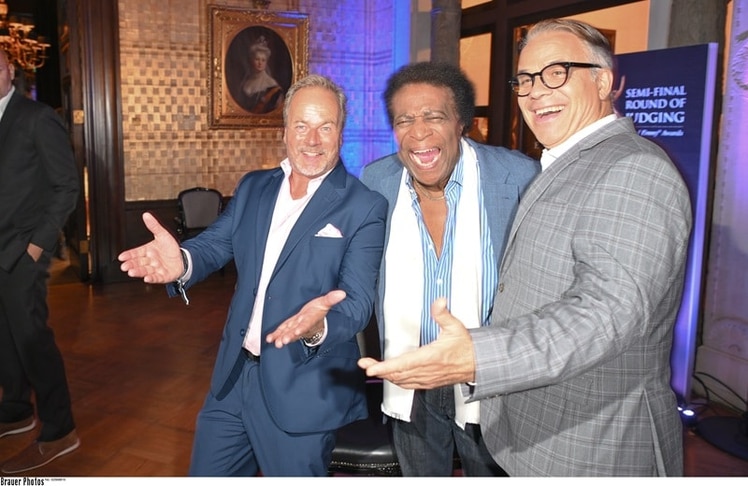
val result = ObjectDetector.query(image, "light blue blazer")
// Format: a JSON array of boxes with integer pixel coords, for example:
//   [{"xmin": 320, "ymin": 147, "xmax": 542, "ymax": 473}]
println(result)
[{"xmin": 360, "ymin": 137, "xmax": 539, "ymax": 355}]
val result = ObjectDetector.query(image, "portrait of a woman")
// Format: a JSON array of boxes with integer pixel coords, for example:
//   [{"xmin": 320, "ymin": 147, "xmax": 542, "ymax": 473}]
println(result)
[
  {"xmin": 225, "ymin": 27, "xmax": 292, "ymax": 115},
  {"xmin": 237, "ymin": 36, "xmax": 283, "ymax": 113}
]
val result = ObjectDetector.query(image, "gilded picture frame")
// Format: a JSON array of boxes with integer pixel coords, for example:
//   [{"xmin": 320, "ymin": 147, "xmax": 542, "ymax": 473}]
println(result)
[{"xmin": 209, "ymin": 6, "xmax": 309, "ymax": 129}]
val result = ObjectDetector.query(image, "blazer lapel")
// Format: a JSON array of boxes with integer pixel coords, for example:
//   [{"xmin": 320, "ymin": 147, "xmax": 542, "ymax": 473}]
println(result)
[
  {"xmin": 250, "ymin": 170, "xmax": 284, "ymax": 276},
  {"xmin": 506, "ymin": 160, "xmax": 564, "ymax": 246},
  {"xmin": 504, "ymin": 117, "xmax": 632, "ymax": 253},
  {"xmin": 380, "ymin": 161, "xmax": 404, "ymax": 204},
  {"xmin": 270, "ymin": 162, "xmax": 345, "ymax": 278},
  {"xmin": 473, "ymin": 142, "xmax": 513, "ymax": 255},
  {"xmin": 0, "ymin": 92, "xmax": 22, "ymax": 152}
]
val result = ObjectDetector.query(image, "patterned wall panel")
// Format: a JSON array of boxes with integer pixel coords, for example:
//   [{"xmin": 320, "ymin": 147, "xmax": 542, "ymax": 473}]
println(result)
[
  {"xmin": 119, "ymin": 0, "xmax": 402, "ymax": 201},
  {"xmin": 300, "ymin": 0, "xmax": 397, "ymax": 176}
]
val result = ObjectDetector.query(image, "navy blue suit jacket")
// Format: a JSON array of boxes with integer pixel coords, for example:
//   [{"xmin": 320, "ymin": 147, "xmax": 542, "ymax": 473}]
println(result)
[{"xmin": 177, "ymin": 162, "xmax": 387, "ymax": 433}]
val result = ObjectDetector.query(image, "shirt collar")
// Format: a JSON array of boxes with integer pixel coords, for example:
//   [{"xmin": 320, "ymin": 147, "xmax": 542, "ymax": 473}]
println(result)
[
  {"xmin": 0, "ymin": 85, "xmax": 15, "ymax": 121},
  {"xmin": 540, "ymin": 113, "xmax": 617, "ymax": 171},
  {"xmin": 279, "ymin": 158, "xmax": 334, "ymax": 193}
]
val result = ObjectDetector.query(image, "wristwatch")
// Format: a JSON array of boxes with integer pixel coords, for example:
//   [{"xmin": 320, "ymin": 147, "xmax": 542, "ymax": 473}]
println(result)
[{"xmin": 302, "ymin": 330, "xmax": 324, "ymax": 347}]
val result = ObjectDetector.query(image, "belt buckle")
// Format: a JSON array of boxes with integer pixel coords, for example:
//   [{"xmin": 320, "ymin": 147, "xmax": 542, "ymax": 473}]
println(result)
[{"xmin": 242, "ymin": 348, "xmax": 260, "ymax": 362}]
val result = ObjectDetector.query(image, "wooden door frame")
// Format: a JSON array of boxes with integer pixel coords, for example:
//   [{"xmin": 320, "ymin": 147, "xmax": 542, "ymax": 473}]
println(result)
[
  {"xmin": 461, "ymin": 0, "xmax": 641, "ymax": 148},
  {"xmin": 65, "ymin": 0, "xmax": 127, "ymax": 283}
]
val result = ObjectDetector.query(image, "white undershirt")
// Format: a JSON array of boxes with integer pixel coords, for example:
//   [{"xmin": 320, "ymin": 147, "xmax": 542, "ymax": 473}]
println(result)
[
  {"xmin": 540, "ymin": 114, "xmax": 617, "ymax": 171},
  {"xmin": 0, "ymin": 85, "xmax": 15, "ymax": 122}
]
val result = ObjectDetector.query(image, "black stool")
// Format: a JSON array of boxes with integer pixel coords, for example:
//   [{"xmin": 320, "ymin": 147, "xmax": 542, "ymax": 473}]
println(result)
[
  {"xmin": 328, "ymin": 320, "xmax": 401, "ymax": 476},
  {"xmin": 328, "ymin": 378, "xmax": 401, "ymax": 476}
]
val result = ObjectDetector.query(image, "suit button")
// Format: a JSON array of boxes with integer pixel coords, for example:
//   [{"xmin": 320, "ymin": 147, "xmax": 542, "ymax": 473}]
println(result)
[{"xmin": 498, "ymin": 283, "xmax": 504, "ymax": 293}]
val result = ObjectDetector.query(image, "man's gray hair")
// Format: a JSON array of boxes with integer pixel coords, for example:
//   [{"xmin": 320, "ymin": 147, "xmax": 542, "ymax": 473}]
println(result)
[{"xmin": 283, "ymin": 74, "xmax": 347, "ymax": 129}]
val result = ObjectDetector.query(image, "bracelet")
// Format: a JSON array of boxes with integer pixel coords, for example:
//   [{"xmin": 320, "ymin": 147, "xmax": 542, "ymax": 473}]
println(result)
[
  {"xmin": 178, "ymin": 248, "xmax": 189, "ymax": 280},
  {"xmin": 175, "ymin": 248, "xmax": 190, "ymax": 305}
]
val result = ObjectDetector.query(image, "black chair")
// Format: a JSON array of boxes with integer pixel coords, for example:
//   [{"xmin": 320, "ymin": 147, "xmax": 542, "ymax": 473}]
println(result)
[
  {"xmin": 328, "ymin": 318, "xmax": 402, "ymax": 476},
  {"xmin": 174, "ymin": 187, "xmax": 223, "ymax": 241},
  {"xmin": 328, "ymin": 317, "xmax": 465, "ymax": 476}
]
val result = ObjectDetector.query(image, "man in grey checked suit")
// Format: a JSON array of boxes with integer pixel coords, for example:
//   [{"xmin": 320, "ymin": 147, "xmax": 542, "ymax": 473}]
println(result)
[{"xmin": 360, "ymin": 18, "xmax": 692, "ymax": 476}]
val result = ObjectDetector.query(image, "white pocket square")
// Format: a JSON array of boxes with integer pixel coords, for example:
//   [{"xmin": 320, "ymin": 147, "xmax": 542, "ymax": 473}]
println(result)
[{"xmin": 315, "ymin": 223, "xmax": 343, "ymax": 238}]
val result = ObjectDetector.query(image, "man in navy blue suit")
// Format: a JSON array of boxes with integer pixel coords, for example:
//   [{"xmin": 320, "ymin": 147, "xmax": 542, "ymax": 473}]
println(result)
[{"xmin": 119, "ymin": 74, "xmax": 387, "ymax": 476}]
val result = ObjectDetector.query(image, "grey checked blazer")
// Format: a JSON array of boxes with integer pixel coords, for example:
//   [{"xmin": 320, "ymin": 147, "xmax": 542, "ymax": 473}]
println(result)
[{"xmin": 470, "ymin": 116, "xmax": 692, "ymax": 476}]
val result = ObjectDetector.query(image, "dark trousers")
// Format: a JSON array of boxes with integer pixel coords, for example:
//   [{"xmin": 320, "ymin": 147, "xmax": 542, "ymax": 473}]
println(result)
[
  {"xmin": 0, "ymin": 251, "xmax": 75, "ymax": 441},
  {"xmin": 189, "ymin": 355, "xmax": 335, "ymax": 476},
  {"xmin": 391, "ymin": 386, "xmax": 508, "ymax": 476}
]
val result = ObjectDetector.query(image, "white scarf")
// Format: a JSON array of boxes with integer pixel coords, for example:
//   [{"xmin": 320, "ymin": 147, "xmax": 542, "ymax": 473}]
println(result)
[{"xmin": 382, "ymin": 140, "xmax": 483, "ymax": 427}]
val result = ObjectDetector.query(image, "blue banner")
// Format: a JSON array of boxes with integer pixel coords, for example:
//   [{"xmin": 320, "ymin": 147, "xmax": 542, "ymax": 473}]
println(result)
[{"xmin": 615, "ymin": 43, "xmax": 719, "ymax": 405}]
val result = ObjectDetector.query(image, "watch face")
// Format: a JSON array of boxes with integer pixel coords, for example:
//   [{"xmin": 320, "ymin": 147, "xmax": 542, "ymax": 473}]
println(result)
[{"xmin": 303, "ymin": 330, "xmax": 324, "ymax": 346}]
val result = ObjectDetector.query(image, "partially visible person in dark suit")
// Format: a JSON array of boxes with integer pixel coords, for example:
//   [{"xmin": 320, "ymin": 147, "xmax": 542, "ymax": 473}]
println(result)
[
  {"xmin": 10, "ymin": 62, "xmax": 30, "ymax": 98},
  {"xmin": 0, "ymin": 49, "xmax": 81, "ymax": 474},
  {"xmin": 118, "ymin": 74, "xmax": 387, "ymax": 476}
]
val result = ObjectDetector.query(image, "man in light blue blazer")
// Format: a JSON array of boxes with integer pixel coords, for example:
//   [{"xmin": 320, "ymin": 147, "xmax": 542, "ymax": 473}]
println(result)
[
  {"xmin": 360, "ymin": 20, "xmax": 691, "ymax": 476},
  {"xmin": 360, "ymin": 62, "xmax": 538, "ymax": 476},
  {"xmin": 119, "ymin": 75, "xmax": 387, "ymax": 476}
]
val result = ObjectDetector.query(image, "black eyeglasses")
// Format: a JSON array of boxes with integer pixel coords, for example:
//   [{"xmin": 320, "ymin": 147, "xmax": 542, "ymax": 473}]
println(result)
[{"xmin": 508, "ymin": 62, "xmax": 601, "ymax": 97}]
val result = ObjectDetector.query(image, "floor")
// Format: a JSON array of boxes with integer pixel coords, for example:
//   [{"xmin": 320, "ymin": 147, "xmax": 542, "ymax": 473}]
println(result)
[{"xmin": 0, "ymin": 258, "xmax": 746, "ymax": 477}]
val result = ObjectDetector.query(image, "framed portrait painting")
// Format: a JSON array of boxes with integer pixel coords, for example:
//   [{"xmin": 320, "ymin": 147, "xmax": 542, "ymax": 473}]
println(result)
[{"xmin": 209, "ymin": 6, "xmax": 309, "ymax": 129}]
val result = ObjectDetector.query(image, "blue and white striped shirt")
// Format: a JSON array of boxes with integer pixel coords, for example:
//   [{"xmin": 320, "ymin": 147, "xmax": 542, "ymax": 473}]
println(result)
[{"xmin": 407, "ymin": 158, "xmax": 497, "ymax": 345}]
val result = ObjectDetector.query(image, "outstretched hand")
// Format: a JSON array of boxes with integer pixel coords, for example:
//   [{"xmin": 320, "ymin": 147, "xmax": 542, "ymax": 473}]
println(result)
[
  {"xmin": 118, "ymin": 212, "xmax": 183, "ymax": 283},
  {"xmin": 358, "ymin": 297, "xmax": 476, "ymax": 389},
  {"xmin": 265, "ymin": 290, "xmax": 347, "ymax": 348}
]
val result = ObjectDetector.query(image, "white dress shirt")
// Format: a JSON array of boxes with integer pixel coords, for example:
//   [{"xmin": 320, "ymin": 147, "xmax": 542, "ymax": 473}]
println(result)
[
  {"xmin": 242, "ymin": 159, "xmax": 331, "ymax": 355},
  {"xmin": 0, "ymin": 85, "xmax": 15, "ymax": 122},
  {"xmin": 540, "ymin": 113, "xmax": 617, "ymax": 171}
]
